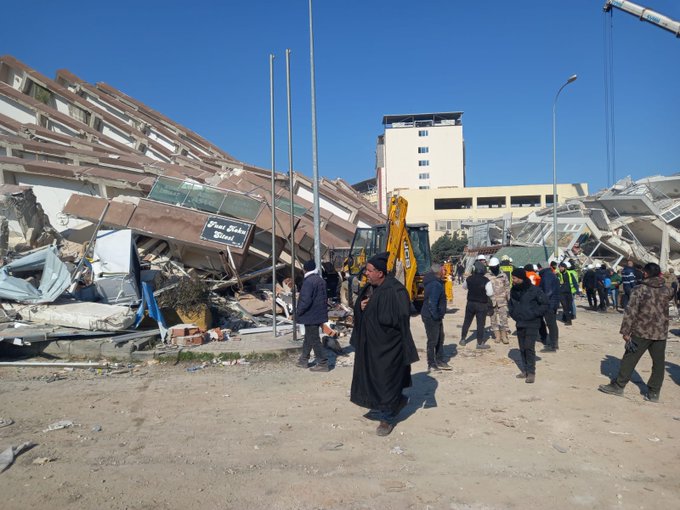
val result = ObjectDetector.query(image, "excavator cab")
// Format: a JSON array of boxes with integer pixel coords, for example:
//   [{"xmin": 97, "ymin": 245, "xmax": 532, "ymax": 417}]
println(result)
[{"xmin": 343, "ymin": 217, "xmax": 431, "ymax": 309}]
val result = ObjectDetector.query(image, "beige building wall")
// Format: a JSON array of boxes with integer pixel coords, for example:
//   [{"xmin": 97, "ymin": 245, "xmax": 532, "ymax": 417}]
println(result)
[
  {"xmin": 397, "ymin": 183, "xmax": 589, "ymax": 242},
  {"xmin": 384, "ymin": 124, "xmax": 464, "ymax": 192}
]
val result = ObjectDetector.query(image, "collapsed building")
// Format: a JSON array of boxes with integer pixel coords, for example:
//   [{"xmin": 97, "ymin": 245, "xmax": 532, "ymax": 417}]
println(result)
[
  {"xmin": 0, "ymin": 55, "xmax": 382, "ymax": 350},
  {"xmin": 0, "ymin": 55, "xmax": 384, "ymax": 278},
  {"xmin": 465, "ymin": 174, "xmax": 680, "ymax": 270}
]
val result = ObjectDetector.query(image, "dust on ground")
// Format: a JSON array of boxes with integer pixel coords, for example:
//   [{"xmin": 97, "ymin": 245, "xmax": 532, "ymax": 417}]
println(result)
[{"xmin": 1, "ymin": 289, "xmax": 679, "ymax": 510}]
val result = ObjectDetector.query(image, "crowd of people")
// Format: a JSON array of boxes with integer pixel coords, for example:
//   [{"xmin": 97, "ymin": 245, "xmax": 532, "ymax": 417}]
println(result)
[{"xmin": 294, "ymin": 251, "xmax": 674, "ymax": 437}]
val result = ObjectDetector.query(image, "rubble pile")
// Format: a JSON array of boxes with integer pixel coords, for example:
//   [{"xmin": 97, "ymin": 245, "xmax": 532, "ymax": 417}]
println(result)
[
  {"xmin": 0, "ymin": 55, "xmax": 371, "ymax": 356},
  {"xmin": 465, "ymin": 174, "xmax": 680, "ymax": 270}
]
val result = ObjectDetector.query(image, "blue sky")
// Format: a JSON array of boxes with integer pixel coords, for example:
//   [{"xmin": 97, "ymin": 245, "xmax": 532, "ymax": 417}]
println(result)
[{"xmin": 4, "ymin": 1, "xmax": 679, "ymax": 194}]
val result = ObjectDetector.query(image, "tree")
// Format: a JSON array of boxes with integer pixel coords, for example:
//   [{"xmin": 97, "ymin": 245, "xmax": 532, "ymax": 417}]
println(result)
[{"xmin": 430, "ymin": 231, "xmax": 468, "ymax": 263}]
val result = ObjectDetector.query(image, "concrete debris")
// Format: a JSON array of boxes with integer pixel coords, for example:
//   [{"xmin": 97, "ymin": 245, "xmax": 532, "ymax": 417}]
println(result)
[
  {"xmin": 0, "ymin": 418, "xmax": 14, "ymax": 429},
  {"xmin": 43, "ymin": 420, "xmax": 74, "ymax": 432},
  {"xmin": 0, "ymin": 442, "xmax": 36, "ymax": 474},
  {"xmin": 466, "ymin": 174, "xmax": 680, "ymax": 271}
]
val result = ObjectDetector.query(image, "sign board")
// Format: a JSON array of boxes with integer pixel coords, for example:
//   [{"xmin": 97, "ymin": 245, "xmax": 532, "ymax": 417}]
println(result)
[{"xmin": 200, "ymin": 216, "xmax": 252, "ymax": 248}]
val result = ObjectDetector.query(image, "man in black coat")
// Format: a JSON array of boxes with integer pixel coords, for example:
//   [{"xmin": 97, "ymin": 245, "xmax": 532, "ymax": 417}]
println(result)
[
  {"xmin": 421, "ymin": 263, "xmax": 451, "ymax": 372},
  {"xmin": 582, "ymin": 264, "xmax": 598, "ymax": 310},
  {"xmin": 296, "ymin": 260, "xmax": 329, "ymax": 372},
  {"xmin": 350, "ymin": 252, "xmax": 419, "ymax": 437},
  {"xmin": 538, "ymin": 265, "xmax": 560, "ymax": 352},
  {"xmin": 509, "ymin": 268, "xmax": 549, "ymax": 383}
]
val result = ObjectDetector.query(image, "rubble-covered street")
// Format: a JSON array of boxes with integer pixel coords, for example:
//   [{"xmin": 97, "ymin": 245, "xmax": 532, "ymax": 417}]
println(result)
[{"xmin": 1, "ymin": 289, "xmax": 678, "ymax": 510}]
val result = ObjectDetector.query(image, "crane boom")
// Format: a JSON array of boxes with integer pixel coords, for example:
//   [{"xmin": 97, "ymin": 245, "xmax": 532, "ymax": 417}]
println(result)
[{"xmin": 604, "ymin": 0, "xmax": 680, "ymax": 37}]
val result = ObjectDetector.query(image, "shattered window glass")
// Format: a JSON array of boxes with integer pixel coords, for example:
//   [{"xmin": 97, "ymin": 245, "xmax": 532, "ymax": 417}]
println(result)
[
  {"xmin": 147, "ymin": 176, "xmax": 262, "ymax": 221},
  {"xmin": 275, "ymin": 197, "xmax": 308, "ymax": 217}
]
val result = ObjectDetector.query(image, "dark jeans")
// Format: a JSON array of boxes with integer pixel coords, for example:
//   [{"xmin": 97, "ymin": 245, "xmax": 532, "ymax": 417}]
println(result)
[
  {"xmin": 622, "ymin": 287, "xmax": 633, "ymax": 309},
  {"xmin": 461, "ymin": 300, "xmax": 488, "ymax": 344},
  {"xmin": 539, "ymin": 307, "xmax": 559, "ymax": 349},
  {"xmin": 301, "ymin": 323, "xmax": 327, "ymax": 365},
  {"xmin": 597, "ymin": 287, "xmax": 609, "ymax": 310},
  {"xmin": 559, "ymin": 292, "xmax": 573, "ymax": 323},
  {"xmin": 614, "ymin": 336, "xmax": 666, "ymax": 394},
  {"xmin": 517, "ymin": 327, "xmax": 538, "ymax": 374},
  {"xmin": 585, "ymin": 288, "xmax": 598, "ymax": 309},
  {"xmin": 422, "ymin": 316, "xmax": 444, "ymax": 366}
]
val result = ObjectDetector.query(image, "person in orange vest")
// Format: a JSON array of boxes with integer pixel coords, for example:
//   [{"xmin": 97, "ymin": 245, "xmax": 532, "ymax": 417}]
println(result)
[{"xmin": 524, "ymin": 264, "xmax": 541, "ymax": 286}]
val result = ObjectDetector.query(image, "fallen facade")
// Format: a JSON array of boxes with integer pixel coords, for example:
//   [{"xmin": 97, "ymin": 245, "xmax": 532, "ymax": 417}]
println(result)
[
  {"xmin": 0, "ymin": 55, "xmax": 368, "ymax": 352},
  {"xmin": 465, "ymin": 174, "xmax": 680, "ymax": 270}
]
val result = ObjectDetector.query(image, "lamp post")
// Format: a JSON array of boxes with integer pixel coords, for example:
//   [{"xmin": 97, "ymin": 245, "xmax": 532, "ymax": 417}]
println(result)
[{"xmin": 552, "ymin": 74, "xmax": 578, "ymax": 260}]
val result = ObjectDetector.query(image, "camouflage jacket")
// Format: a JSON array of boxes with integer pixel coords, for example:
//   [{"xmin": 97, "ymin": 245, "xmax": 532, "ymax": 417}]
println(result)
[
  {"xmin": 490, "ymin": 272, "xmax": 510, "ymax": 307},
  {"xmin": 620, "ymin": 276, "xmax": 674, "ymax": 341}
]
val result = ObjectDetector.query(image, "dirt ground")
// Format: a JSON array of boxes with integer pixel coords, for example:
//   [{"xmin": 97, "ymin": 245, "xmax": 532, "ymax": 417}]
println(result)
[{"xmin": 1, "ymin": 287, "xmax": 679, "ymax": 510}]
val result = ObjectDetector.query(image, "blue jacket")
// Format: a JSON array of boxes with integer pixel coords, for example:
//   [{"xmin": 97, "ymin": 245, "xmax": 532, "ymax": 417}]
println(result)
[
  {"xmin": 538, "ymin": 268, "xmax": 560, "ymax": 310},
  {"xmin": 621, "ymin": 267, "xmax": 636, "ymax": 290},
  {"xmin": 296, "ymin": 272, "xmax": 328, "ymax": 325},
  {"xmin": 421, "ymin": 272, "xmax": 446, "ymax": 321}
]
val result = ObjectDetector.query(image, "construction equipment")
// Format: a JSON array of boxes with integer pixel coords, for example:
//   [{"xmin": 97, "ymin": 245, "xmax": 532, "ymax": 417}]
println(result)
[
  {"xmin": 343, "ymin": 196, "xmax": 431, "ymax": 307},
  {"xmin": 603, "ymin": 1, "xmax": 680, "ymax": 37}
]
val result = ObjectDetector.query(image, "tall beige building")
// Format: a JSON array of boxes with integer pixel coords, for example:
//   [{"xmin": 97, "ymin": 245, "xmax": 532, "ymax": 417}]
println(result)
[{"xmin": 376, "ymin": 112, "xmax": 464, "ymax": 213}]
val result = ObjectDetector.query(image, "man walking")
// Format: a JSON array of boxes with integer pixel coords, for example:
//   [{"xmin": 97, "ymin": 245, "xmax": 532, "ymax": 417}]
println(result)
[
  {"xmin": 582, "ymin": 264, "xmax": 598, "ymax": 310},
  {"xmin": 598, "ymin": 263, "xmax": 673, "ymax": 402},
  {"xmin": 538, "ymin": 265, "xmax": 560, "ymax": 351},
  {"xmin": 421, "ymin": 263, "xmax": 451, "ymax": 372},
  {"xmin": 557, "ymin": 262, "xmax": 575, "ymax": 325},
  {"xmin": 296, "ymin": 260, "xmax": 330, "ymax": 372},
  {"xmin": 488, "ymin": 257, "xmax": 511, "ymax": 344},
  {"xmin": 460, "ymin": 261, "xmax": 494, "ymax": 349},
  {"xmin": 508, "ymin": 268, "xmax": 549, "ymax": 383},
  {"xmin": 350, "ymin": 252, "xmax": 419, "ymax": 436}
]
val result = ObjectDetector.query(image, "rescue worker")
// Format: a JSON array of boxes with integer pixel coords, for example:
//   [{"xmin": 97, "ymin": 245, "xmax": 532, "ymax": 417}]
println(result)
[
  {"xmin": 460, "ymin": 261, "xmax": 494, "ymax": 349},
  {"xmin": 567, "ymin": 261, "xmax": 579, "ymax": 319},
  {"xmin": 488, "ymin": 257, "xmax": 511, "ymax": 344},
  {"xmin": 538, "ymin": 264, "xmax": 560, "ymax": 351},
  {"xmin": 499, "ymin": 255, "xmax": 514, "ymax": 284},
  {"xmin": 524, "ymin": 264, "xmax": 541, "ymax": 286},
  {"xmin": 557, "ymin": 262, "xmax": 575, "ymax": 325},
  {"xmin": 582, "ymin": 264, "xmax": 598, "ymax": 310}
]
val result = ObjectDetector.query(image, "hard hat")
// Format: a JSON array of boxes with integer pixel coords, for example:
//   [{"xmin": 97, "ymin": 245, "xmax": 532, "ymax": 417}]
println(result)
[
  {"xmin": 565, "ymin": 261, "xmax": 572, "ymax": 269},
  {"xmin": 476, "ymin": 254, "xmax": 486, "ymax": 261},
  {"xmin": 508, "ymin": 257, "xmax": 513, "ymax": 263},
  {"xmin": 501, "ymin": 255, "xmax": 510, "ymax": 262},
  {"xmin": 587, "ymin": 264, "xmax": 594, "ymax": 269},
  {"xmin": 532, "ymin": 264, "xmax": 538, "ymax": 271},
  {"xmin": 489, "ymin": 257, "xmax": 500, "ymax": 267}
]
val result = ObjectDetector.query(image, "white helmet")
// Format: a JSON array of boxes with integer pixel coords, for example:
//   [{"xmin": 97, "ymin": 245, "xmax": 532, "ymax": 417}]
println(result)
[
  {"xmin": 532, "ymin": 264, "xmax": 538, "ymax": 271},
  {"xmin": 587, "ymin": 264, "xmax": 594, "ymax": 269},
  {"xmin": 476, "ymin": 254, "xmax": 486, "ymax": 261},
  {"xmin": 488, "ymin": 257, "xmax": 500, "ymax": 267}
]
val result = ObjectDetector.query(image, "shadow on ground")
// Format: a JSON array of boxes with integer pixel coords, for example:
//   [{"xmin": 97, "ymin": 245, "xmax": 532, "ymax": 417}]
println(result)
[
  {"xmin": 401, "ymin": 371, "xmax": 439, "ymax": 421},
  {"xmin": 600, "ymin": 354, "xmax": 646, "ymax": 394},
  {"xmin": 666, "ymin": 360, "xmax": 680, "ymax": 386}
]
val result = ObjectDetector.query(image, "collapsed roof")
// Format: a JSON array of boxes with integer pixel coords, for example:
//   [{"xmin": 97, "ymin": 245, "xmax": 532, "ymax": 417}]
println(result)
[
  {"xmin": 466, "ymin": 174, "xmax": 680, "ymax": 270},
  {"xmin": 0, "ymin": 55, "xmax": 384, "ymax": 276}
]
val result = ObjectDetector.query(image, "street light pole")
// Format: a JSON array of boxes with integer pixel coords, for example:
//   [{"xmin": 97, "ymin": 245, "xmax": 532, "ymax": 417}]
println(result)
[{"xmin": 552, "ymin": 74, "xmax": 578, "ymax": 260}]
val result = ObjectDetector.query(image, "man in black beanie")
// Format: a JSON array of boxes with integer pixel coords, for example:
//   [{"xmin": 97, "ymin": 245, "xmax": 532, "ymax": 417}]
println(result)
[
  {"xmin": 508, "ymin": 268, "xmax": 549, "ymax": 383},
  {"xmin": 350, "ymin": 251, "xmax": 419, "ymax": 436},
  {"xmin": 296, "ymin": 259, "xmax": 329, "ymax": 371}
]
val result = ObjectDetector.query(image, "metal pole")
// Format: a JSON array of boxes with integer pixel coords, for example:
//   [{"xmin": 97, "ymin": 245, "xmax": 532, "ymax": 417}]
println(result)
[
  {"xmin": 286, "ymin": 48, "xmax": 298, "ymax": 342},
  {"xmin": 309, "ymin": 0, "xmax": 321, "ymax": 268},
  {"xmin": 269, "ymin": 54, "xmax": 277, "ymax": 337},
  {"xmin": 552, "ymin": 74, "xmax": 578, "ymax": 260}
]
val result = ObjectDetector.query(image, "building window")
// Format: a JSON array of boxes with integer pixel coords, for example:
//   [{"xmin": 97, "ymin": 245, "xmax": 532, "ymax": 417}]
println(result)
[
  {"xmin": 418, "ymin": 160, "xmax": 429, "ymax": 167},
  {"xmin": 434, "ymin": 198, "xmax": 472, "ymax": 210},
  {"xmin": 545, "ymin": 194, "xmax": 558, "ymax": 206},
  {"xmin": 436, "ymin": 219, "xmax": 462, "ymax": 231},
  {"xmin": 477, "ymin": 196, "xmax": 507, "ymax": 209},
  {"xmin": 418, "ymin": 130, "xmax": 429, "ymax": 137},
  {"xmin": 418, "ymin": 173, "xmax": 429, "ymax": 179},
  {"xmin": 417, "ymin": 147, "xmax": 429, "ymax": 154},
  {"xmin": 419, "ymin": 185, "xmax": 430, "ymax": 190},
  {"xmin": 510, "ymin": 195, "xmax": 541, "ymax": 208}
]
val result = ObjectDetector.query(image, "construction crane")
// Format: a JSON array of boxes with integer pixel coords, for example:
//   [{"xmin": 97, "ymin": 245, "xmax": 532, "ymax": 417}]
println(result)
[{"xmin": 603, "ymin": 1, "xmax": 680, "ymax": 37}]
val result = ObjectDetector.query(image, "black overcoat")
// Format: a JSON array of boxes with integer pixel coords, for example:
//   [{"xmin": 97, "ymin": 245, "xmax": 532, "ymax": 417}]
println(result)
[{"xmin": 349, "ymin": 276, "xmax": 419, "ymax": 411}]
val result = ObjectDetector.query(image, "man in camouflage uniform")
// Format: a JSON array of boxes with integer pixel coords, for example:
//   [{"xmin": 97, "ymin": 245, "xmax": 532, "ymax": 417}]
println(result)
[
  {"xmin": 598, "ymin": 262, "xmax": 674, "ymax": 403},
  {"xmin": 488, "ymin": 257, "xmax": 511, "ymax": 344}
]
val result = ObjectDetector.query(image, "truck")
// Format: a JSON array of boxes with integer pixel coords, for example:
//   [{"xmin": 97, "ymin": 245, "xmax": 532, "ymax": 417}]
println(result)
[{"xmin": 343, "ymin": 196, "xmax": 432, "ymax": 308}]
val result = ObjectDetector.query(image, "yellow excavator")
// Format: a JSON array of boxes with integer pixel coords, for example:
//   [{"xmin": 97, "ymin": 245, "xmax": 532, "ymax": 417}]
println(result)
[{"xmin": 343, "ymin": 196, "xmax": 431, "ymax": 308}]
